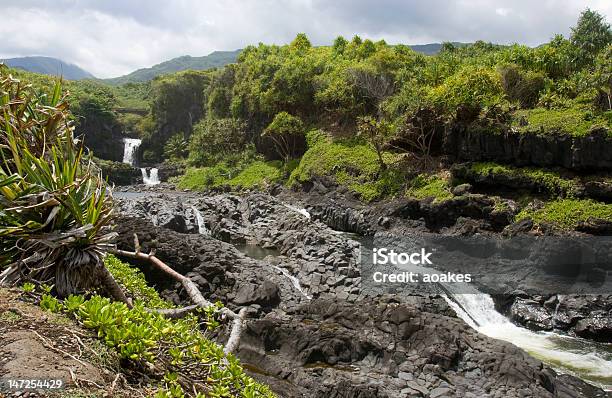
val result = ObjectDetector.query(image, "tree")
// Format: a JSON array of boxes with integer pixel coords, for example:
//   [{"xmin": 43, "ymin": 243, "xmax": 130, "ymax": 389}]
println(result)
[
  {"xmin": 188, "ymin": 118, "xmax": 248, "ymax": 166},
  {"xmin": 290, "ymin": 33, "xmax": 312, "ymax": 54},
  {"xmin": 262, "ymin": 112, "xmax": 305, "ymax": 162},
  {"xmin": 333, "ymin": 36, "xmax": 348, "ymax": 55},
  {"xmin": 592, "ymin": 44, "xmax": 612, "ymax": 110},
  {"xmin": 163, "ymin": 133, "xmax": 189, "ymax": 161},
  {"xmin": 570, "ymin": 9, "xmax": 612, "ymax": 67},
  {"xmin": 357, "ymin": 116, "xmax": 393, "ymax": 171},
  {"xmin": 0, "ymin": 67, "xmax": 125, "ymax": 301}
]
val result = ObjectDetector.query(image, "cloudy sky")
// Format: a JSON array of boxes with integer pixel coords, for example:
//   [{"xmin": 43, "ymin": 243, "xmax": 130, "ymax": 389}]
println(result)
[{"xmin": 1, "ymin": 0, "xmax": 611, "ymax": 78}]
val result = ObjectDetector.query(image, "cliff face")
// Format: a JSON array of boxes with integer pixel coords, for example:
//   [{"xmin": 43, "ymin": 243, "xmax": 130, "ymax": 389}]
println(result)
[{"xmin": 443, "ymin": 127, "xmax": 612, "ymax": 171}]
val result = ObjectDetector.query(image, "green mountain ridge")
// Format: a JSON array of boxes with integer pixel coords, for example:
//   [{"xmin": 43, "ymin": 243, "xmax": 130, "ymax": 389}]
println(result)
[
  {"xmin": 102, "ymin": 50, "xmax": 242, "ymax": 85},
  {"xmin": 2, "ymin": 44, "xmax": 467, "ymax": 85},
  {"xmin": 1, "ymin": 56, "xmax": 94, "ymax": 80}
]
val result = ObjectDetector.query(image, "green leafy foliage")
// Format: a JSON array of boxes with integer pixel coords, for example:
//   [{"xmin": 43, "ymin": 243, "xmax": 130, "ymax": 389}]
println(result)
[
  {"xmin": 0, "ymin": 66, "xmax": 115, "ymax": 296},
  {"xmin": 188, "ymin": 118, "xmax": 249, "ymax": 167},
  {"xmin": 143, "ymin": 70, "xmax": 211, "ymax": 162},
  {"xmin": 176, "ymin": 160, "xmax": 284, "ymax": 191},
  {"xmin": 37, "ymin": 256, "xmax": 274, "ymax": 397},
  {"xmin": 104, "ymin": 255, "xmax": 172, "ymax": 309},
  {"xmin": 289, "ymin": 136, "xmax": 403, "ymax": 202},
  {"xmin": 570, "ymin": 8, "xmax": 612, "ymax": 68},
  {"xmin": 227, "ymin": 161, "xmax": 283, "ymax": 189},
  {"xmin": 428, "ymin": 65, "xmax": 505, "ymax": 111},
  {"xmin": 163, "ymin": 133, "xmax": 189, "ymax": 161},
  {"xmin": 513, "ymin": 106, "xmax": 610, "ymax": 137}
]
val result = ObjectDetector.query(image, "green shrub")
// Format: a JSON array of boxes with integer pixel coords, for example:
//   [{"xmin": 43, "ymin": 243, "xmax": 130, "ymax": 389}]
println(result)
[
  {"xmin": 289, "ymin": 138, "xmax": 402, "ymax": 201},
  {"xmin": 176, "ymin": 164, "xmax": 235, "ymax": 191},
  {"xmin": 163, "ymin": 133, "xmax": 188, "ymax": 161},
  {"xmin": 498, "ymin": 64, "xmax": 545, "ymax": 108},
  {"xmin": 39, "ymin": 256, "xmax": 275, "ymax": 397},
  {"xmin": 188, "ymin": 118, "xmax": 248, "ymax": 167},
  {"xmin": 428, "ymin": 65, "xmax": 505, "ymax": 112},
  {"xmin": 0, "ymin": 66, "xmax": 115, "ymax": 297},
  {"xmin": 104, "ymin": 255, "xmax": 171, "ymax": 308},
  {"xmin": 262, "ymin": 112, "xmax": 306, "ymax": 161}
]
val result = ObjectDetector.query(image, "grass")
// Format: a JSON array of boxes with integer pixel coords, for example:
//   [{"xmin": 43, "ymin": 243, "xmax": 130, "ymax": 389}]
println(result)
[
  {"xmin": 516, "ymin": 198, "xmax": 612, "ymax": 229},
  {"xmin": 227, "ymin": 160, "xmax": 283, "ymax": 189},
  {"xmin": 405, "ymin": 174, "xmax": 453, "ymax": 203},
  {"xmin": 469, "ymin": 162, "xmax": 580, "ymax": 197},
  {"xmin": 513, "ymin": 107, "xmax": 610, "ymax": 137},
  {"xmin": 175, "ymin": 163, "xmax": 234, "ymax": 190},
  {"xmin": 0, "ymin": 309, "xmax": 21, "ymax": 323},
  {"xmin": 289, "ymin": 137, "xmax": 403, "ymax": 202}
]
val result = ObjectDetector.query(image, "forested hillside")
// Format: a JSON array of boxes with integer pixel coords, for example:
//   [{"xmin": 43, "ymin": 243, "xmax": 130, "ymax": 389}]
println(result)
[
  {"xmin": 114, "ymin": 9, "xmax": 612, "ymax": 231},
  {"xmin": 104, "ymin": 50, "xmax": 242, "ymax": 85},
  {"xmin": 4, "ymin": 9, "xmax": 611, "ymax": 231}
]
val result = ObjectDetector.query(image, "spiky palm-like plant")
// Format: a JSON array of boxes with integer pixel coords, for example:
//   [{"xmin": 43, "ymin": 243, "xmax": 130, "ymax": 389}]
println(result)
[{"xmin": 0, "ymin": 65, "xmax": 126, "ymax": 301}]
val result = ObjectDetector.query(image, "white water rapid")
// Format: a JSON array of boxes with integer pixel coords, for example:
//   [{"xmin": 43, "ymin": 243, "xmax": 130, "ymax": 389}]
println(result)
[
  {"xmin": 122, "ymin": 138, "xmax": 142, "ymax": 165},
  {"xmin": 141, "ymin": 168, "xmax": 160, "ymax": 185},
  {"xmin": 443, "ymin": 288, "xmax": 612, "ymax": 390}
]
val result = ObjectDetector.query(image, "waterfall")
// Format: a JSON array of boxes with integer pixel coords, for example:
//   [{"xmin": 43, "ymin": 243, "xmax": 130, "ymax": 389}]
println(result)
[
  {"xmin": 273, "ymin": 266, "xmax": 312, "ymax": 299},
  {"xmin": 192, "ymin": 207, "xmax": 210, "ymax": 235},
  {"xmin": 282, "ymin": 203, "xmax": 311, "ymax": 220},
  {"xmin": 122, "ymin": 138, "xmax": 142, "ymax": 165},
  {"xmin": 141, "ymin": 168, "xmax": 160, "ymax": 185},
  {"xmin": 443, "ymin": 288, "xmax": 612, "ymax": 388}
]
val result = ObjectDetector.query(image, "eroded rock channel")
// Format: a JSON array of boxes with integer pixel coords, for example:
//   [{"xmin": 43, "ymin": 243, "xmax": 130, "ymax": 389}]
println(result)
[{"xmin": 114, "ymin": 191, "xmax": 611, "ymax": 398}]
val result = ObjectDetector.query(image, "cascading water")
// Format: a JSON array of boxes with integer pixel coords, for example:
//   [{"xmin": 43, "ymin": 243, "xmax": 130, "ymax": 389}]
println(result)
[
  {"xmin": 141, "ymin": 168, "xmax": 160, "ymax": 185},
  {"xmin": 283, "ymin": 203, "xmax": 311, "ymax": 220},
  {"xmin": 122, "ymin": 138, "xmax": 142, "ymax": 165},
  {"xmin": 354, "ymin": 233, "xmax": 612, "ymax": 390},
  {"xmin": 192, "ymin": 207, "xmax": 210, "ymax": 235},
  {"xmin": 443, "ymin": 286, "xmax": 612, "ymax": 389},
  {"xmin": 273, "ymin": 265, "xmax": 312, "ymax": 299}
]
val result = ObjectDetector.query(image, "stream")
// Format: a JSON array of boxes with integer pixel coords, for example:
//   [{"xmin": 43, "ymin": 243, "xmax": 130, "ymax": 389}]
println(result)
[
  {"xmin": 119, "ymin": 190, "xmax": 612, "ymax": 392},
  {"xmin": 234, "ymin": 209, "xmax": 612, "ymax": 391}
]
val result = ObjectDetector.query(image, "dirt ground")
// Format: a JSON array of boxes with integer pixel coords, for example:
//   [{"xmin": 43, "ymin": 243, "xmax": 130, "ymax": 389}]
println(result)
[{"xmin": 0, "ymin": 288, "xmax": 145, "ymax": 398}]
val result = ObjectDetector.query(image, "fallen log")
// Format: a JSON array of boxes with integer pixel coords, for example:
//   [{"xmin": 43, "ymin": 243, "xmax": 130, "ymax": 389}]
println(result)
[{"xmin": 111, "ymin": 235, "xmax": 246, "ymax": 354}]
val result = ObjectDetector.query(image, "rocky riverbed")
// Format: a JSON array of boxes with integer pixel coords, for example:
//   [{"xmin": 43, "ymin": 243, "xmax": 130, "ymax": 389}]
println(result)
[{"xmin": 113, "ymin": 188, "xmax": 611, "ymax": 397}]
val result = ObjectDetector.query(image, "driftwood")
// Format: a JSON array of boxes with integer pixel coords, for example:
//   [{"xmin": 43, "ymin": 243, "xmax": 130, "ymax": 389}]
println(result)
[{"xmin": 111, "ymin": 235, "xmax": 246, "ymax": 354}]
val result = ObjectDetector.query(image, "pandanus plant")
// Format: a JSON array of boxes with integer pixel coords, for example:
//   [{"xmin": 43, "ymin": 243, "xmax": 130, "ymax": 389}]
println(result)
[{"xmin": 0, "ymin": 65, "xmax": 127, "ymax": 302}]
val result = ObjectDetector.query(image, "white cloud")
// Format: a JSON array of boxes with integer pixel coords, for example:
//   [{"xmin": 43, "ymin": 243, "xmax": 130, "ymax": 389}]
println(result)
[{"xmin": 0, "ymin": 0, "xmax": 610, "ymax": 78}]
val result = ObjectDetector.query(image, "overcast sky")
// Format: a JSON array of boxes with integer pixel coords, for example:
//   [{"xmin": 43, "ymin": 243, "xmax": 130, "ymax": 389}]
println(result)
[{"xmin": 1, "ymin": 0, "xmax": 610, "ymax": 78}]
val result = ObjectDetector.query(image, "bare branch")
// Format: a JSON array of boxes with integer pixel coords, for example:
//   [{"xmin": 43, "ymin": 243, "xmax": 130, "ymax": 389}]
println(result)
[{"xmin": 111, "ymin": 247, "xmax": 245, "ymax": 353}]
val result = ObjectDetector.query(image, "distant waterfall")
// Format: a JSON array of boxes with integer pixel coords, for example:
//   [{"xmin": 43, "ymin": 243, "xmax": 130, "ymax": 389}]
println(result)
[
  {"xmin": 141, "ymin": 168, "xmax": 160, "ymax": 185},
  {"xmin": 122, "ymin": 138, "xmax": 142, "ymax": 165}
]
